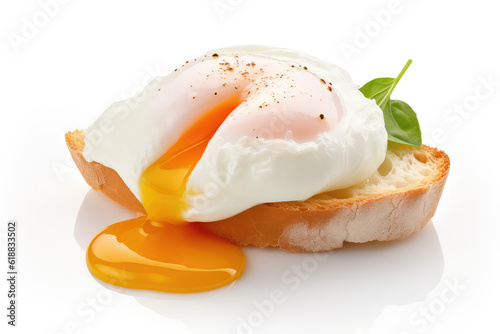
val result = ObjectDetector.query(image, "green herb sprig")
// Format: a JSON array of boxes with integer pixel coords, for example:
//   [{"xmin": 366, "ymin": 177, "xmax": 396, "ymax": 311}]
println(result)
[{"xmin": 360, "ymin": 60, "xmax": 422, "ymax": 147}]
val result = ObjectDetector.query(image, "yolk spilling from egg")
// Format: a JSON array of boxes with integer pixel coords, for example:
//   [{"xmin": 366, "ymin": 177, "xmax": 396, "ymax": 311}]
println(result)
[{"xmin": 86, "ymin": 97, "xmax": 246, "ymax": 293}]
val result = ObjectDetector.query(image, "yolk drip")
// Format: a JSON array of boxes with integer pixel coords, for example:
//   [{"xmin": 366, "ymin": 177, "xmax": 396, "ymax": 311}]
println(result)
[{"xmin": 86, "ymin": 97, "xmax": 246, "ymax": 293}]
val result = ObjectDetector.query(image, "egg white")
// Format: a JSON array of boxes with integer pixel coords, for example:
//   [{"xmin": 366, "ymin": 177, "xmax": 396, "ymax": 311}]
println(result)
[{"xmin": 83, "ymin": 46, "xmax": 387, "ymax": 222}]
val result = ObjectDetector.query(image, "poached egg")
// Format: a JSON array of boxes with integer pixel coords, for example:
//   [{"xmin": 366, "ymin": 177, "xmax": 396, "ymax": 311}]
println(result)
[{"xmin": 83, "ymin": 46, "xmax": 387, "ymax": 293}]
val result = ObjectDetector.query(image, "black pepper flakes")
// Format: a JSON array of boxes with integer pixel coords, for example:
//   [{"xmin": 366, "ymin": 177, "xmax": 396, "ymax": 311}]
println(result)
[
  {"xmin": 304, "ymin": 66, "xmax": 308, "ymax": 70},
  {"xmin": 320, "ymin": 79, "xmax": 326, "ymax": 84},
  {"xmin": 212, "ymin": 53, "xmax": 219, "ymax": 59},
  {"xmin": 214, "ymin": 92, "xmax": 218, "ymax": 95},
  {"xmin": 319, "ymin": 114, "xmax": 325, "ymax": 120},
  {"xmin": 327, "ymin": 86, "xmax": 333, "ymax": 92}
]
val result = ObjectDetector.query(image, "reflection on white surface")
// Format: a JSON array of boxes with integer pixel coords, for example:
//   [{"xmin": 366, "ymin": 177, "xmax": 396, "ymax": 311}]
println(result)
[
  {"xmin": 75, "ymin": 190, "xmax": 444, "ymax": 334},
  {"xmin": 74, "ymin": 190, "xmax": 136, "ymax": 248}
]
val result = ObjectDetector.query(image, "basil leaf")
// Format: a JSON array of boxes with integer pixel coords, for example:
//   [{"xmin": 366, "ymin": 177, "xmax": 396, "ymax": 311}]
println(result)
[
  {"xmin": 359, "ymin": 59, "xmax": 422, "ymax": 148},
  {"xmin": 385, "ymin": 100, "xmax": 422, "ymax": 147},
  {"xmin": 359, "ymin": 59, "xmax": 412, "ymax": 110}
]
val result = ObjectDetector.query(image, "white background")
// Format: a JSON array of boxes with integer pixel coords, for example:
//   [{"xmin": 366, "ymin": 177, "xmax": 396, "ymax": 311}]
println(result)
[{"xmin": 1, "ymin": 0, "xmax": 499, "ymax": 333}]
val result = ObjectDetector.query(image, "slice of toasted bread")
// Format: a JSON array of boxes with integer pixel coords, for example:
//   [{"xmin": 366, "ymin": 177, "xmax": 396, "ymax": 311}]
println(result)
[{"xmin": 66, "ymin": 129, "xmax": 449, "ymax": 252}]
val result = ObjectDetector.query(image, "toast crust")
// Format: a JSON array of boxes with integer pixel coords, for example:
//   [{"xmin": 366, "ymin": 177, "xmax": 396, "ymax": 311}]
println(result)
[{"xmin": 66, "ymin": 129, "xmax": 449, "ymax": 252}]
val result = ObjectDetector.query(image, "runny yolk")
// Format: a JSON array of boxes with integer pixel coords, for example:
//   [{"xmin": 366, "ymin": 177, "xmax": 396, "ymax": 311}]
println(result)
[{"xmin": 86, "ymin": 97, "xmax": 246, "ymax": 293}]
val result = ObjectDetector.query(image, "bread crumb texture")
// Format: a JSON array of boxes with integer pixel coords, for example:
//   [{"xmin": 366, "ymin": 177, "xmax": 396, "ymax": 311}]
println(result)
[{"xmin": 66, "ymin": 130, "xmax": 449, "ymax": 252}]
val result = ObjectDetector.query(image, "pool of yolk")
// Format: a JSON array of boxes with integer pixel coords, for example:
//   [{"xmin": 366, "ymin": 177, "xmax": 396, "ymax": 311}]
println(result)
[{"xmin": 86, "ymin": 97, "xmax": 246, "ymax": 293}]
